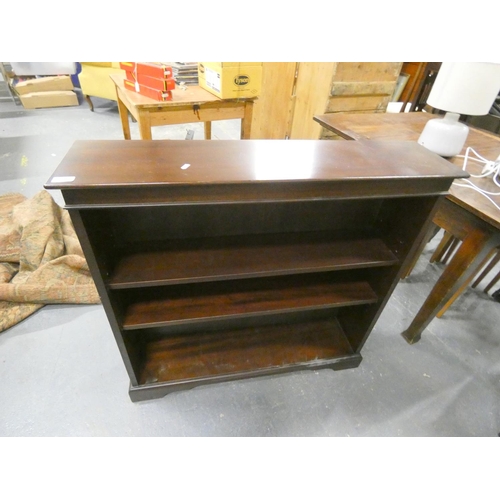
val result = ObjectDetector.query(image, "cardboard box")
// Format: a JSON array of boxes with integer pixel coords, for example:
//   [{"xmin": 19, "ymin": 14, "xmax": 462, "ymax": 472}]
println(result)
[
  {"xmin": 125, "ymin": 71, "xmax": 175, "ymax": 92},
  {"xmin": 198, "ymin": 62, "xmax": 262, "ymax": 99},
  {"xmin": 124, "ymin": 78, "xmax": 172, "ymax": 101},
  {"xmin": 120, "ymin": 62, "xmax": 173, "ymax": 79},
  {"xmin": 13, "ymin": 75, "xmax": 74, "ymax": 95},
  {"xmin": 19, "ymin": 90, "xmax": 78, "ymax": 109}
]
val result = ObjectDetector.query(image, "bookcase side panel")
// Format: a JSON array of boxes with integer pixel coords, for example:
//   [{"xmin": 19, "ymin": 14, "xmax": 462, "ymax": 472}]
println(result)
[{"xmin": 69, "ymin": 208, "xmax": 141, "ymax": 386}]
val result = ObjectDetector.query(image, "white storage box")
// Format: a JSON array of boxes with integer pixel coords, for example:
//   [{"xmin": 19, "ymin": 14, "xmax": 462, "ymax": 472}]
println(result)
[{"xmin": 10, "ymin": 62, "xmax": 77, "ymax": 76}]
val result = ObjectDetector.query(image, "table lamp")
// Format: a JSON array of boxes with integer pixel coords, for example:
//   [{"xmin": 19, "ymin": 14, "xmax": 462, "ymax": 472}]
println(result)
[{"xmin": 418, "ymin": 62, "xmax": 500, "ymax": 157}]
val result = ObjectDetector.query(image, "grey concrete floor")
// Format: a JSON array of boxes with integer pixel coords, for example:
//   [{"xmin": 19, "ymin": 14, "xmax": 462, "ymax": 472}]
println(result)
[{"xmin": 1, "ymin": 92, "xmax": 499, "ymax": 437}]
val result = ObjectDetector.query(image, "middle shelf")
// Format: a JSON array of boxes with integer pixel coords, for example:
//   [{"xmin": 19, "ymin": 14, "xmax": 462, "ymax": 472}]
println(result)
[{"xmin": 108, "ymin": 231, "xmax": 399, "ymax": 289}]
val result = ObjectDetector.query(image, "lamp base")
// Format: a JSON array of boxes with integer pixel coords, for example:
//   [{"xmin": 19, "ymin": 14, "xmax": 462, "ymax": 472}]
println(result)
[{"xmin": 417, "ymin": 112, "xmax": 469, "ymax": 157}]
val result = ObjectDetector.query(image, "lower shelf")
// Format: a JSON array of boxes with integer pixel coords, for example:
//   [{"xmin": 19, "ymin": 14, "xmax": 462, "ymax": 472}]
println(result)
[{"xmin": 128, "ymin": 315, "xmax": 361, "ymax": 402}]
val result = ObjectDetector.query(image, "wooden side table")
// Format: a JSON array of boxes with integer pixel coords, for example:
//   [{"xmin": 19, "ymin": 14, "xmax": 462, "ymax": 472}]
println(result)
[
  {"xmin": 313, "ymin": 112, "xmax": 500, "ymax": 344},
  {"xmin": 110, "ymin": 74, "xmax": 256, "ymax": 140}
]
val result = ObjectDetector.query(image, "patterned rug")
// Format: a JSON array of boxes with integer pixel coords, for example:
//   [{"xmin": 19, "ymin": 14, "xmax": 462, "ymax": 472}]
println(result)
[{"xmin": 0, "ymin": 190, "xmax": 100, "ymax": 333}]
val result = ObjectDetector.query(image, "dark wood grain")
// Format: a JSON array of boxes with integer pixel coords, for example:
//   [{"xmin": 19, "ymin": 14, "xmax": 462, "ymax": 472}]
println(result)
[
  {"xmin": 109, "ymin": 232, "xmax": 398, "ymax": 289},
  {"xmin": 44, "ymin": 138, "xmax": 467, "ymax": 399},
  {"xmin": 44, "ymin": 139, "xmax": 466, "ymax": 189},
  {"xmin": 138, "ymin": 316, "xmax": 356, "ymax": 385},
  {"xmin": 120, "ymin": 276, "xmax": 378, "ymax": 330},
  {"xmin": 60, "ymin": 177, "xmax": 456, "ymax": 206},
  {"xmin": 46, "ymin": 139, "xmax": 466, "ymax": 207},
  {"xmin": 102, "ymin": 199, "xmax": 381, "ymax": 242}
]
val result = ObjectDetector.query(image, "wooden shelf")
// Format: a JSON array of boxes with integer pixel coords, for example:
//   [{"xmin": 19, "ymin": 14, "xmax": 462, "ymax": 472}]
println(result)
[
  {"xmin": 109, "ymin": 232, "xmax": 398, "ymax": 289},
  {"xmin": 136, "ymin": 316, "xmax": 358, "ymax": 391},
  {"xmin": 121, "ymin": 276, "xmax": 378, "ymax": 330}
]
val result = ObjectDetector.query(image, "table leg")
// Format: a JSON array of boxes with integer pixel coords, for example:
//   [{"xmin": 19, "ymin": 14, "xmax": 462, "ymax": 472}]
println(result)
[
  {"xmin": 474, "ymin": 250, "xmax": 500, "ymax": 293},
  {"xmin": 241, "ymin": 101, "xmax": 254, "ymax": 139},
  {"xmin": 138, "ymin": 111, "xmax": 152, "ymax": 140},
  {"xmin": 116, "ymin": 91, "xmax": 131, "ymax": 140},
  {"xmin": 204, "ymin": 121, "xmax": 212, "ymax": 140},
  {"xmin": 437, "ymin": 246, "xmax": 500, "ymax": 317},
  {"xmin": 430, "ymin": 231, "xmax": 456, "ymax": 263},
  {"xmin": 402, "ymin": 228, "xmax": 499, "ymax": 344}
]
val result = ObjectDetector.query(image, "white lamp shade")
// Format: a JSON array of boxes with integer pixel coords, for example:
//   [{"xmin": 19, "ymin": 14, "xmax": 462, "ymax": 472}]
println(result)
[{"xmin": 427, "ymin": 62, "xmax": 500, "ymax": 115}]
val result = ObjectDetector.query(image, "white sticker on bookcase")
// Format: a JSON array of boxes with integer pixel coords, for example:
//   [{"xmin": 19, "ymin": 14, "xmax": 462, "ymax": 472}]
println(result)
[{"xmin": 52, "ymin": 176, "xmax": 76, "ymax": 183}]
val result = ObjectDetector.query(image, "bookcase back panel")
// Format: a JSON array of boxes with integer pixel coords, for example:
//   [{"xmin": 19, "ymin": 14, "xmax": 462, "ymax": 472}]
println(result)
[{"xmin": 87, "ymin": 199, "xmax": 383, "ymax": 244}]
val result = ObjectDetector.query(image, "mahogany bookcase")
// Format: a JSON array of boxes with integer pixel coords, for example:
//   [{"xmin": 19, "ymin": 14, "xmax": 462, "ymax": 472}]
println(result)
[{"xmin": 45, "ymin": 139, "xmax": 466, "ymax": 401}]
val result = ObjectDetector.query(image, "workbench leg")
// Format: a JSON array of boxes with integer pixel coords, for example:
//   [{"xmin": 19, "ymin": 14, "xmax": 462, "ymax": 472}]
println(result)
[
  {"xmin": 241, "ymin": 101, "xmax": 254, "ymax": 139},
  {"xmin": 204, "ymin": 121, "xmax": 212, "ymax": 140},
  {"xmin": 138, "ymin": 112, "xmax": 152, "ymax": 140},
  {"xmin": 402, "ymin": 229, "xmax": 497, "ymax": 344}
]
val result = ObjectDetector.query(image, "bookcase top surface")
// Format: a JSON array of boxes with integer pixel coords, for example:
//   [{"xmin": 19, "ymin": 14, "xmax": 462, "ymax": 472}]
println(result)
[{"xmin": 45, "ymin": 140, "xmax": 467, "ymax": 190}]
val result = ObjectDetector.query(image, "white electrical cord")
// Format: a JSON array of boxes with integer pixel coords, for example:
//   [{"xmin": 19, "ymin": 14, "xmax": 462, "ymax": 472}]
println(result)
[{"xmin": 452, "ymin": 147, "xmax": 500, "ymax": 210}]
